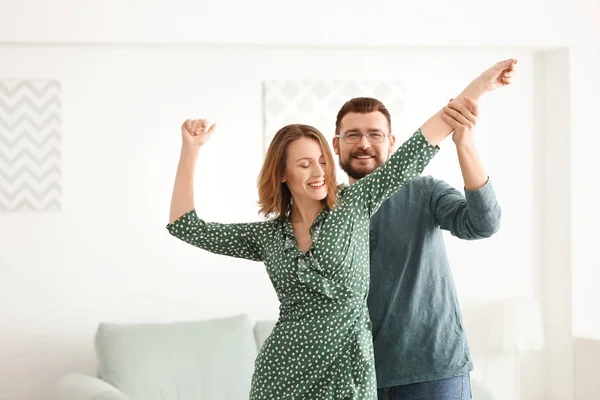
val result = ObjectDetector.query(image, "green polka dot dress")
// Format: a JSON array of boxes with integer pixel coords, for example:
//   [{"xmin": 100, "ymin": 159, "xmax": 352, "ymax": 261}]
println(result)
[{"xmin": 167, "ymin": 130, "xmax": 438, "ymax": 399}]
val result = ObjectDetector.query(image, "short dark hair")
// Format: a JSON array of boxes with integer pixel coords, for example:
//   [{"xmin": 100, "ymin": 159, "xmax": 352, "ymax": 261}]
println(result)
[{"xmin": 335, "ymin": 97, "xmax": 392, "ymax": 135}]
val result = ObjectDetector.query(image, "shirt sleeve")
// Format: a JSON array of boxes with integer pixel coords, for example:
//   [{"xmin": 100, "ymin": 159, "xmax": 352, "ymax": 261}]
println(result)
[
  {"xmin": 166, "ymin": 209, "xmax": 266, "ymax": 262},
  {"xmin": 345, "ymin": 128, "xmax": 439, "ymax": 217},
  {"xmin": 430, "ymin": 177, "xmax": 501, "ymax": 239}
]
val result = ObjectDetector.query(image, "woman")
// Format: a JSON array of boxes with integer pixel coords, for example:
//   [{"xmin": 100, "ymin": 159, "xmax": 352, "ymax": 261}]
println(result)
[
  {"xmin": 167, "ymin": 59, "xmax": 516, "ymax": 399},
  {"xmin": 168, "ymin": 121, "xmax": 435, "ymax": 399}
]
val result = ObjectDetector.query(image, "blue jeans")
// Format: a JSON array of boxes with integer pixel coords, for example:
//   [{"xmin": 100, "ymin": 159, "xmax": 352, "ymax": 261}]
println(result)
[{"xmin": 377, "ymin": 374, "xmax": 472, "ymax": 400}]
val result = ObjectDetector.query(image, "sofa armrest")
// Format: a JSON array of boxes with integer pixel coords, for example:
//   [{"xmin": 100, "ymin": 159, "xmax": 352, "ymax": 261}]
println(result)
[
  {"xmin": 471, "ymin": 377, "xmax": 496, "ymax": 400},
  {"xmin": 56, "ymin": 373, "xmax": 131, "ymax": 400}
]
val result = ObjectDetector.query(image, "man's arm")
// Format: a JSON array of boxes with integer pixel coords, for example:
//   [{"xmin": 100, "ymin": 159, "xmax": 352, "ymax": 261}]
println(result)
[
  {"xmin": 442, "ymin": 96, "xmax": 488, "ymax": 190},
  {"xmin": 431, "ymin": 179, "xmax": 501, "ymax": 240},
  {"xmin": 431, "ymin": 96, "xmax": 501, "ymax": 239}
]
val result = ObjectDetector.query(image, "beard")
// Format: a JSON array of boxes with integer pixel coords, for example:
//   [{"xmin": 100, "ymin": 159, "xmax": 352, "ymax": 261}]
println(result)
[{"xmin": 338, "ymin": 151, "xmax": 386, "ymax": 181}]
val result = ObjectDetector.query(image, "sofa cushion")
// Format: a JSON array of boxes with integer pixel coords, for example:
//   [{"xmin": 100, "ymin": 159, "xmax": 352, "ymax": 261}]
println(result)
[
  {"xmin": 253, "ymin": 320, "xmax": 276, "ymax": 352},
  {"xmin": 95, "ymin": 314, "xmax": 256, "ymax": 400}
]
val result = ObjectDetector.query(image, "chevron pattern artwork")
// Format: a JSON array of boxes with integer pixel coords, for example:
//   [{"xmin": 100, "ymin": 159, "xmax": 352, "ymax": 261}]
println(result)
[
  {"xmin": 262, "ymin": 80, "xmax": 406, "ymax": 156},
  {"xmin": 0, "ymin": 79, "xmax": 61, "ymax": 212}
]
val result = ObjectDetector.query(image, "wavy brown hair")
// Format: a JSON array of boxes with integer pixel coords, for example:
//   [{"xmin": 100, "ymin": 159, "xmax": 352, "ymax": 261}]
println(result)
[{"xmin": 257, "ymin": 124, "xmax": 337, "ymax": 221}]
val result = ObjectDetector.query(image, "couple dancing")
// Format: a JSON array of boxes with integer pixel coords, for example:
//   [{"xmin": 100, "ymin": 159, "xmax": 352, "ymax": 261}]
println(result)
[{"xmin": 167, "ymin": 59, "xmax": 515, "ymax": 400}]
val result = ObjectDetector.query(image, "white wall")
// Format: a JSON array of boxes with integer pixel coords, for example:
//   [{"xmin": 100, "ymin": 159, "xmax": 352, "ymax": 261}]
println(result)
[
  {"xmin": 532, "ymin": 49, "xmax": 574, "ymax": 399},
  {"xmin": 569, "ymin": 2, "xmax": 600, "ymax": 397},
  {"xmin": 0, "ymin": 0, "xmax": 575, "ymax": 47},
  {"xmin": 570, "ymin": 0, "xmax": 600, "ymax": 340}
]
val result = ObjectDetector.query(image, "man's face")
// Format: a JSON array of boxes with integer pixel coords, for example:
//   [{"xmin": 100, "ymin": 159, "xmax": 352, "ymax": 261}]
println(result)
[{"xmin": 333, "ymin": 111, "xmax": 396, "ymax": 183}]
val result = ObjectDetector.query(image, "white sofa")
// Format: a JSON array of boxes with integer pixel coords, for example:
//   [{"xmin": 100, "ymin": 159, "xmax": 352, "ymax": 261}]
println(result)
[
  {"xmin": 56, "ymin": 314, "xmax": 494, "ymax": 399},
  {"xmin": 56, "ymin": 314, "xmax": 274, "ymax": 400}
]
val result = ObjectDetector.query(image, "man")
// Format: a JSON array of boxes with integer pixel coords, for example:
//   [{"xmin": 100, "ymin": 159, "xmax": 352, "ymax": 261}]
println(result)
[{"xmin": 333, "ymin": 60, "xmax": 515, "ymax": 399}]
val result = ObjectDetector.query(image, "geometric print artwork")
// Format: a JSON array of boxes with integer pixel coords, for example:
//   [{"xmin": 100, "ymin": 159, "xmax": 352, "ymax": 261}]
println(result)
[
  {"xmin": 0, "ymin": 79, "xmax": 61, "ymax": 212},
  {"xmin": 262, "ymin": 80, "xmax": 406, "ymax": 183}
]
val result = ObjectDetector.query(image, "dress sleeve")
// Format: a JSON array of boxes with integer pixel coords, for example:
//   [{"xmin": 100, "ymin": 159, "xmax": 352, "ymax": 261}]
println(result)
[{"xmin": 166, "ymin": 209, "xmax": 267, "ymax": 262}]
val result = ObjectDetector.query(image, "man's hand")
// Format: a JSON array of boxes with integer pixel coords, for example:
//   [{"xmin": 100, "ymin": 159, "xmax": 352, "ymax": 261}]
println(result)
[{"xmin": 441, "ymin": 97, "xmax": 478, "ymax": 147}]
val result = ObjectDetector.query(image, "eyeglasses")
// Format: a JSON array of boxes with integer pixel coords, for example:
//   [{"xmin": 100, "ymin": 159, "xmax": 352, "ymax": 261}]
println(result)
[{"xmin": 336, "ymin": 132, "xmax": 388, "ymax": 144}]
